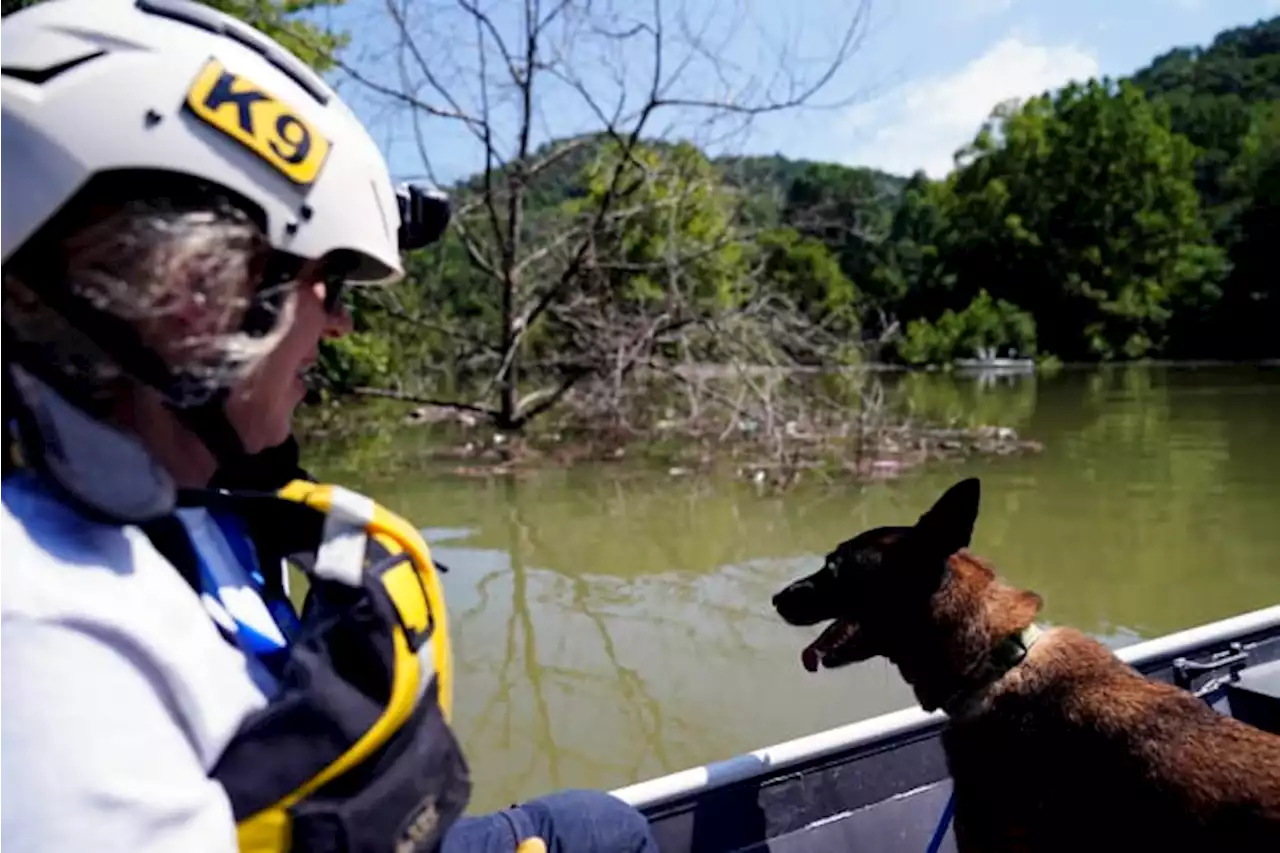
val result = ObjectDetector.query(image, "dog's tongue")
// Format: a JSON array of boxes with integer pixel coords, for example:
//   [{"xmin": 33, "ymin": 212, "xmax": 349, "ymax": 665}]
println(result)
[{"xmin": 801, "ymin": 619, "xmax": 857, "ymax": 673}]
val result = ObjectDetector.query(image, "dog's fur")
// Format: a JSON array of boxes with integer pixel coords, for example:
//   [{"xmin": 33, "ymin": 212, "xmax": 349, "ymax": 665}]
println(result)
[{"xmin": 772, "ymin": 478, "xmax": 1280, "ymax": 853}]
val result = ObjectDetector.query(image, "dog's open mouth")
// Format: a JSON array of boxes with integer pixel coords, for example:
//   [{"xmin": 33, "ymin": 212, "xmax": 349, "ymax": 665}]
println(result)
[{"xmin": 801, "ymin": 619, "xmax": 860, "ymax": 672}]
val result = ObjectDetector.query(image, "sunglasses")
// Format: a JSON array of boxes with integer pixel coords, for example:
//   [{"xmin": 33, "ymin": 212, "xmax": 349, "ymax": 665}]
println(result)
[{"xmin": 242, "ymin": 184, "xmax": 451, "ymax": 332}]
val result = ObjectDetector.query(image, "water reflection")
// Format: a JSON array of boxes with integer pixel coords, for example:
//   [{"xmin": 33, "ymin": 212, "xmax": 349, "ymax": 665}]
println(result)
[
  {"xmin": 309, "ymin": 365, "xmax": 1280, "ymax": 812},
  {"xmin": 423, "ymin": 478, "xmax": 923, "ymax": 811}
]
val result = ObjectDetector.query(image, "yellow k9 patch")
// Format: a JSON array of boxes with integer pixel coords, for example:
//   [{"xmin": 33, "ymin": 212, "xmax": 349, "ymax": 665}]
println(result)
[{"xmin": 184, "ymin": 58, "xmax": 331, "ymax": 186}]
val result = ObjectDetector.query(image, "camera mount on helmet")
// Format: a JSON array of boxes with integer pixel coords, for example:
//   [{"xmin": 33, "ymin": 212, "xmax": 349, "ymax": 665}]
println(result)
[{"xmin": 396, "ymin": 184, "xmax": 451, "ymax": 251}]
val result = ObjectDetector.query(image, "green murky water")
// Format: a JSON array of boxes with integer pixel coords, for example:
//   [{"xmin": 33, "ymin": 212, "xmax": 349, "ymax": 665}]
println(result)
[{"xmin": 307, "ymin": 365, "xmax": 1280, "ymax": 812}]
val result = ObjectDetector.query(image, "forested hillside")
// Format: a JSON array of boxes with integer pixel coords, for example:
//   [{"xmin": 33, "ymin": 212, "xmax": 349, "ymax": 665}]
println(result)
[
  {"xmin": 331, "ymin": 14, "xmax": 1277, "ymax": 408},
  {"xmin": 5, "ymin": 0, "xmax": 1276, "ymax": 430}
]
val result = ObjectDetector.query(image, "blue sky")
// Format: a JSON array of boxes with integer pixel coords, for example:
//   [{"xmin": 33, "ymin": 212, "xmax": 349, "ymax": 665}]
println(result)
[{"xmin": 321, "ymin": 0, "xmax": 1279, "ymax": 185}]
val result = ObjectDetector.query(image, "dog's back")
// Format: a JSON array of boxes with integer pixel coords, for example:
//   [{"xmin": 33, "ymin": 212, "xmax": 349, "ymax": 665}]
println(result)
[{"xmin": 943, "ymin": 626, "xmax": 1280, "ymax": 852}]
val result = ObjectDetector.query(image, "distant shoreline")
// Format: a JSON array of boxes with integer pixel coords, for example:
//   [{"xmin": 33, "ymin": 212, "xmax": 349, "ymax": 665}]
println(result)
[{"xmin": 665, "ymin": 359, "xmax": 1280, "ymax": 378}]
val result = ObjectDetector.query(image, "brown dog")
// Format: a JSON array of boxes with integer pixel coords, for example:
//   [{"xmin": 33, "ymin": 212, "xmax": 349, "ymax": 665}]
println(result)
[{"xmin": 772, "ymin": 477, "xmax": 1280, "ymax": 853}]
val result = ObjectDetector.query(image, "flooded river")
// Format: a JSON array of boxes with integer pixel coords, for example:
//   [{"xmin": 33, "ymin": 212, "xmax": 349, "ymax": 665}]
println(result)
[{"xmin": 307, "ymin": 364, "xmax": 1280, "ymax": 812}]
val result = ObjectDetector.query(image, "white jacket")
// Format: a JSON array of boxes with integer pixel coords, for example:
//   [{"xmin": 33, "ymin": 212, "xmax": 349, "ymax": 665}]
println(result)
[{"xmin": 1, "ymin": 411, "xmax": 287, "ymax": 852}]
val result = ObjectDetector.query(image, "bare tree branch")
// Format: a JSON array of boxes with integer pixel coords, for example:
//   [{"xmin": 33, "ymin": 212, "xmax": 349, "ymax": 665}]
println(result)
[{"xmin": 320, "ymin": 0, "xmax": 876, "ymax": 434}]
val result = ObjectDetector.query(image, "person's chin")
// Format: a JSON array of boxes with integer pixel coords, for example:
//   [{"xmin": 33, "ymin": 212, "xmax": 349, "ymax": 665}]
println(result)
[
  {"xmin": 245, "ymin": 420, "xmax": 293, "ymax": 456},
  {"xmin": 244, "ymin": 397, "xmax": 297, "ymax": 452}
]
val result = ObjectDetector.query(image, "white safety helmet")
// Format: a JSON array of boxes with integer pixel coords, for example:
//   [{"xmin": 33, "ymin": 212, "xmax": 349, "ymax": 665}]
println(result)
[
  {"xmin": 2, "ymin": 0, "xmax": 418, "ymax": 474},
  {"xmin": 1, "ymin": 0, "xmax": 403, "ymax": 284}
]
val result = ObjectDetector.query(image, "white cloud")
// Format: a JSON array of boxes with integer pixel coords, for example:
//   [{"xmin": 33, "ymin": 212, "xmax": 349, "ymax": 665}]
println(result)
[{"xmin": 838, "ymin": 36, "xmax": 1099, "ymax": 178}]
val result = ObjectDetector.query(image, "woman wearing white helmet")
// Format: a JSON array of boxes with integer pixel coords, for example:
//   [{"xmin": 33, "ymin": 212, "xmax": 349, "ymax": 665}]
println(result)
[{"xmin": 0, "ymin": 2, "xmax": 659, "ymax": 852}]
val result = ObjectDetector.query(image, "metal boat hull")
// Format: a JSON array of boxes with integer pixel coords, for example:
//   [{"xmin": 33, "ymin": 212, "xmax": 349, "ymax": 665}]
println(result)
[{"xmin": 612, "ymin": 606, "xmax": 1280, "ymax": 853}]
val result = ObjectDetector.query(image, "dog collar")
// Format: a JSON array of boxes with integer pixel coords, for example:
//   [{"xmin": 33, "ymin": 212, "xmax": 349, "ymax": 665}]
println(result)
[{"xmin": 941, "ymin": 623, "xmax": 1044, "ymax": 719}]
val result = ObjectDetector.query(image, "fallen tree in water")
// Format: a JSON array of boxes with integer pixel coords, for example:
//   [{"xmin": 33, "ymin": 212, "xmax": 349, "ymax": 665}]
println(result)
[{"xmin": 301, "ymin": 362, "xmax": 1041, "ymax": 493}]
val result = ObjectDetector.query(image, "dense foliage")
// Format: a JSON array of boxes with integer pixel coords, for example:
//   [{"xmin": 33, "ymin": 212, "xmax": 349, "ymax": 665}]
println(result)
[
  {"xmin": 7, "ymin": 0, "xmax": 1276, "ymax": 408},
  {"xmin": 363, "ymin": 14, "xmax": 1278, "ymax": 391},
  {"xmin": 898, "ymin": 17, "xmax": 1279, "ymax": 362}
]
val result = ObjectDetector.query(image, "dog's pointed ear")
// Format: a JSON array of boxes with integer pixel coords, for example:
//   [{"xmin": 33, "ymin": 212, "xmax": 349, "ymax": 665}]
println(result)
[{"xmin": 914, "ymin": 478, "xmax": 980, "ymax": 557}]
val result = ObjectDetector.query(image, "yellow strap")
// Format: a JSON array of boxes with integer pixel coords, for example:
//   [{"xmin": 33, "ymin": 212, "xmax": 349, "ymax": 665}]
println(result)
[
  {"xmin": 236, "ymin": 481, "xmax": 455, "ymax": 851},
  {"xmin": 277, "ymin": 480, "xmax": 453, "ymax": 721},
  {"xmin": 366, "ymin": 500, "xmax": 454, "ymax": 721}
]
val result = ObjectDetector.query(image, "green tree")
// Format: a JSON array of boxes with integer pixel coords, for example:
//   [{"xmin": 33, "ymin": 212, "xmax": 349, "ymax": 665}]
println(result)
[
  {"xmin": 943, "ymin": 79, "xmax": 1225, "ymax": 360},
  {"xmin": 575, "ymin": 141, "xmax": 750, "ymax": 312},
  {"xmin": 1132, "ymin": 18, "xmax": 1280, "ymax": 213},
  {"xmin": 865, "ymin": 172, "xmax": 955, "ymax": 335},
  {"xmin": 532, "ymin": 140, "xmax": 765, "ymax": 375},
  {"xmin": 1212, "ymin": 102, "xmax": 1280, "ymax": 357},
  {"xmin": 781, "ymin": 162, "xmax": 900, "ymax": 301},
  {"xmin": 895, "ymin": 290, "xmax": 1037, "ymax": 366},
  {"xmin": 755, "ymin": 226, "xmax": 858, "ymax": 331}
]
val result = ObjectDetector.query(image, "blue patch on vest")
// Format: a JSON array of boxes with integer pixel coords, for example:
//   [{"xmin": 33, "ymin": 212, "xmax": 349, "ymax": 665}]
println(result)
[{"xmin": 188, "ymin": 510, "xmax": 302, "ymax": 679}]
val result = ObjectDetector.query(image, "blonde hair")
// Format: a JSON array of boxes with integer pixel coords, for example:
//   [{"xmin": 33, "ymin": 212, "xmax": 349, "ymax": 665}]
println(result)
[{"xmin": 3, "ymin": 191, "xmax": 295, "ymax": 414}]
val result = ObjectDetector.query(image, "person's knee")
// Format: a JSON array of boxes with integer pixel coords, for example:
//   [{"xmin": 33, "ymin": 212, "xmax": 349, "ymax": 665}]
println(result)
[{"xmin": 520, "ymin": 789, "xmax": 657, "ymax": 853}]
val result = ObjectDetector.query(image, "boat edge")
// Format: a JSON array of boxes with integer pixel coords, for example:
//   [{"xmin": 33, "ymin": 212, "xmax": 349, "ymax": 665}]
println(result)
[{"xmin": 610, "ymin": 604, "xmax": 1280, "ymax": 809}]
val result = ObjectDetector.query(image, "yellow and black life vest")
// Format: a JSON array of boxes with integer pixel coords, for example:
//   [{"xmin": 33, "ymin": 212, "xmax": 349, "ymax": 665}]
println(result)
[{"xmin": 145, "ymin": 479, "xmax": 473, "ymax": 853}]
